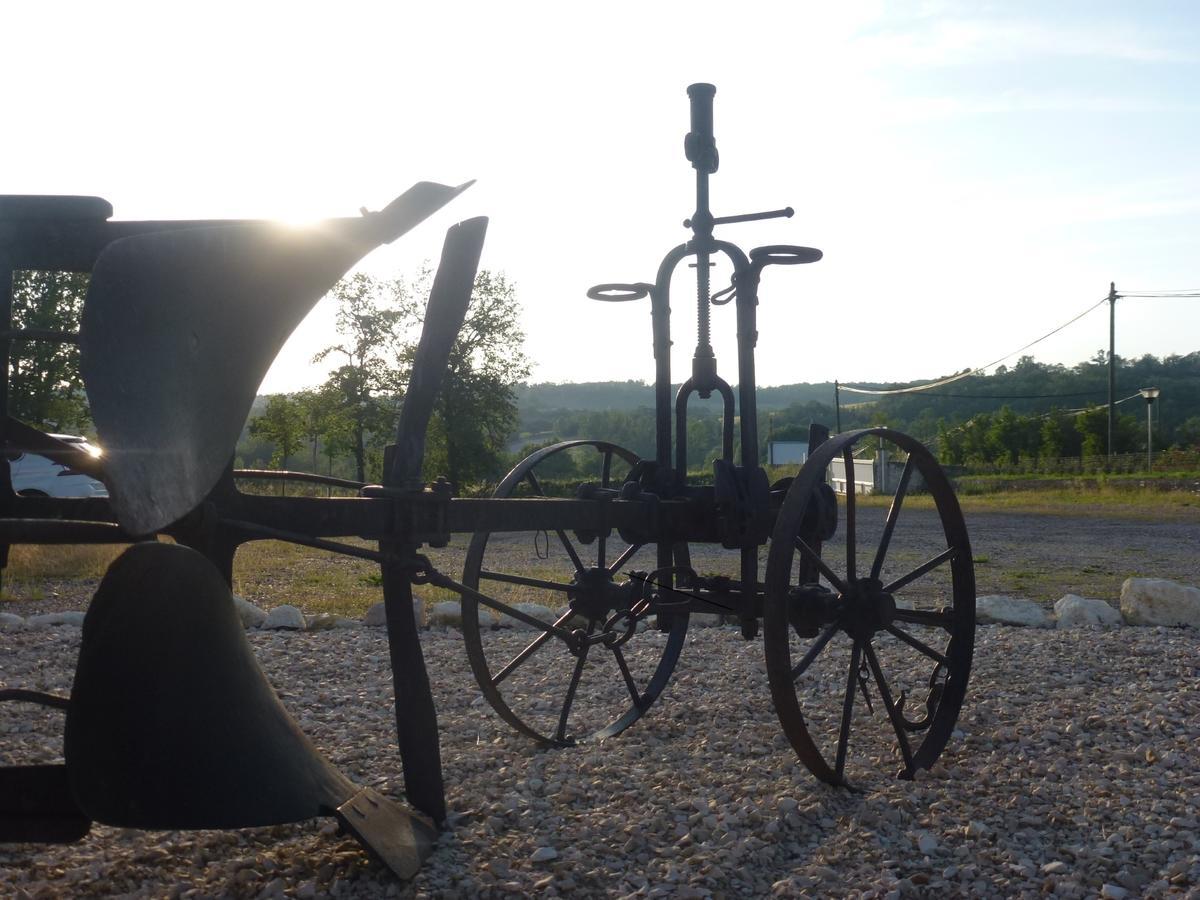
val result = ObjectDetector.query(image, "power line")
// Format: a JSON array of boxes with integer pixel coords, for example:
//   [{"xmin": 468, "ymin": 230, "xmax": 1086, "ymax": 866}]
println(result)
[
  {"xmin": 1120, "ymin": 292, "xmax": 1200, "ymax": 299},
  {"xmin": 914, "ymin": 390, "xmax": 1106, "ymax": 400},
  {"xmin": 1120, "ymin": 287, "xmax": 1200, "ymax": 296},
  {"xmin": 919, "ymin": 391, "xmax": 1145, "ymax": 447},
  {"xmin": 839, "ymin": 296, "xmax": 1109, "ymax": 396}
]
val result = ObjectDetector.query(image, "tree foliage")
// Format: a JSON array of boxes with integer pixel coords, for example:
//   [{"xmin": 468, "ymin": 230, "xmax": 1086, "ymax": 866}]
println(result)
[
  {"xmin": 247, "ymin": 267, "xmax": 531, "ymax": 488},
  {"xmin": 420, "ymin": 269, "xmax": 531, "ymax": 487},
  {"xmin": 248, "ymin": 394, "xmax": 305, "ymax": 469},
  {"xmin": 10, "ymin": 271, "xmax": 91, "ymax": 431},
  {"xmin": 312, "ymin": 273, "xmax": 409, "ymax": 482}
]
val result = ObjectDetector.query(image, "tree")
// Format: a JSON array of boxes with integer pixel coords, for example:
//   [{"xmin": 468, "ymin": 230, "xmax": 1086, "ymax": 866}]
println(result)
[
  {"xmin": 313, "ymin": 267, "xmax": 530, "ymax": 488},
  {"xmin": 9, "ymin": 271, "xmax": 90, "ymax": 431},
  {"xmin": 421, "ymin": 269, "xmax": 531, "ymax": 488},
  {"xmin": 248, "ymin": 394, "xmax": 305, "ymax": 469},
  {"xmin": 313, "ymin": 273, "xmax": 408, "ymax": 482}
]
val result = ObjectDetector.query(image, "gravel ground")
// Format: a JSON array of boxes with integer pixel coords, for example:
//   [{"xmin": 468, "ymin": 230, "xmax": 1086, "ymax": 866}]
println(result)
[{"xmin": 2, "ymin": 619, "xmax": 1199, "ymax": 898}]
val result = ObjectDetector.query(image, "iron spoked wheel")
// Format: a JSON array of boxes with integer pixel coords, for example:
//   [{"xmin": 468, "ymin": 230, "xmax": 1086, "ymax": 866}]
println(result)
[
  {"xmin": 461, "ymin": 440, "xmax": 690, "ymax": 746},
  {"xmin": 764, "ymin": 428, "xmax": 975, "ymax": 787}
]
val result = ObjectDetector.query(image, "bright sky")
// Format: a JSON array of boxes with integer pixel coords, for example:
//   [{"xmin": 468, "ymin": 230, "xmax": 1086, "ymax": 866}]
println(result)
[{"xmin": 3, "ymin": 1, "xmax": 1197, "ymax": 393}]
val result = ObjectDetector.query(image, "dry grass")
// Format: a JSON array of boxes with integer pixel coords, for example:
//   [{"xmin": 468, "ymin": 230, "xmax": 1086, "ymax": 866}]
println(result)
[
  {"xmin": 844, "ymin": 485, "xmax": 1200, "ymax": 521},
  {"xmin": 231, "ymin": 539, "xmax": 460, "ymax": 618}
]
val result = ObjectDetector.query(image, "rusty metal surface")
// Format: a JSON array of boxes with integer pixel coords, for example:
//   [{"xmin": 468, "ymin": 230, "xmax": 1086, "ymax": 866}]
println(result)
[
  {"xmin": 63, "ymin": 542, "xmax": 433, "ymax": 879},
  {"xmin": 0, "ymin": 766, "xmax": 91, "ymax": 844},
  {"xmin": 80, "ymin": 181, "xmax": 472, "ymax": 536}
]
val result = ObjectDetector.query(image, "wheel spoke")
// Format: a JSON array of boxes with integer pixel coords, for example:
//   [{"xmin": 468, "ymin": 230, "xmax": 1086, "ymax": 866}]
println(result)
[
  {"xmin": 554, "ymin": 530, "xmax": 588, "ymax": 573},
  {"xmin": 479, "ymin": 569, "xmax": 576, "ymax": 593},
  {"xmin": 794, "ymin": 536, "xmax": 848, "ymax": 594},
  {"xmin": 791, "ymin": 621, "xmax": 840, "ymax": 680},
  {"xmin": 555, "ymin": 623, "xmax": 594, "ymax": 741},
  {"xmin": 870, "ymin": 456, "xmax": 915, "ymax": 581},
  {"xmin": 597, "ymin": 534, "xmax": 607, "ymax": 570},
  {"xmin": 862, "ymin": 640, "xmax": 914, "ymax": 772},
  {"xmin": 492, "ymin": 610, "xmax": 578, "ymax": 686},
  {"xmin": 607, "ymin": 542, "xmax": 644, "ymax": 574},
  {"xmin": 883, "ymin": 623, "xmax": 948, "ymax": 667},
  {"xmin": 452, "ymin": 577, "xmax": 569, "ymax": 637},
  {"xmin": 611, "ymin": 643, "xmax": 643, "ymax": 709},
  {"xmin": 882, "ymin": 546, "xmax": 957, "ymax": 594},
  {"xmin": 843, "ymin": 448, "xmax": 856, "ymax": 580},
  {"xmin": 524, "ymin": 470, "xmax": 545, "ymax": 496},
  {"xmin": 835, "ymin": 640, "xmax": 862, "ymax": 779}
]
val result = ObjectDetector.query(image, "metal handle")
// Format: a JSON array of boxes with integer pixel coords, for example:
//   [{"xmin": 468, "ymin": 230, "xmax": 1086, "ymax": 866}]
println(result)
[
  {"xmin": 684, "ymin": 83, "xmax": 718, "ymax": 174},
  {"xmin": 587, "ymin": 283, "xmax": 652, "ymax": 302},
  {"xmin": 749, "ymin": 245, "xmax": 823, "ymax": 266}
]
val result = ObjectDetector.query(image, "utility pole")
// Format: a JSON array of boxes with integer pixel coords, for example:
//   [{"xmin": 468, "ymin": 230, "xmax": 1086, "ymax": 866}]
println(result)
[
  {"xmin": 834, "ymin": 380, "xmax": 842, "ymax": 433},
  {"xmin": 1107, "ymin": 281, "xmax": 1117, "ymax": 460}
]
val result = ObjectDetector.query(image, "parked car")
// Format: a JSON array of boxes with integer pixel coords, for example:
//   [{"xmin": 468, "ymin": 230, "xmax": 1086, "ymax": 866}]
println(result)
[{"xmin": 7, "ymin": 434, "xmax": 108, "ymax": 498}]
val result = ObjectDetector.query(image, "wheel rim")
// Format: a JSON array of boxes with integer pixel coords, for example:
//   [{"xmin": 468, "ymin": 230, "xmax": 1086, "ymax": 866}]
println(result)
[
  {"xmin": 764, "ymin": 428, "xmax": 975, "ymax": 786},
  {"xmin": 462, "ymin": 440, "xmax": 690, "ymax": 746}
]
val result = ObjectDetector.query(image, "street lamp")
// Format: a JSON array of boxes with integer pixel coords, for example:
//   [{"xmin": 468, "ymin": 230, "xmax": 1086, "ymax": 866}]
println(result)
[{"xmin": 1139, "ymin": 387, "xmax": 1160, "ymax": 470}]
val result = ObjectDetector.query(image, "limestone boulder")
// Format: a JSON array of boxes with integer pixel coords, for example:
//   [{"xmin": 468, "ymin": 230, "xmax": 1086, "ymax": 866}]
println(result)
[
  {"xmin": 976, "ymin": 595, "xmax": 1051, "ymax": 628},
  {"xmin": 263, "ymin": 604, "xmax": 306, "ymax": 630},
  {"xmin": 27, "ymin": 610, "xmax": 86, "ymax": 627},
  {"xmin": 232, "ymin": 594, "xmax": 267, "ymax": 629},
  {"xmin": 1054, "ymin": 594, "xmax": 1122, "ymax": 629},
  {"xmin": 429, "ymin": 600, "xmax": 463, "ymax": 627},
  {"xmin": 0, "ymin": 612, "xmax": 27, "ymax": 629},
  {"xmin": 362, "ymin": 599, "xmax": 427, "ymax": 628},
  {"xmin": 499, "ymin": 602, "xmax": 555, "ymax": 630},
  {"xmin": 307, "ymin": 613, "xmax": 357, "ymax": 631},
  {"xmin": 1120, "ymin": 578, "xmax": 1200, "ymax": 627}
]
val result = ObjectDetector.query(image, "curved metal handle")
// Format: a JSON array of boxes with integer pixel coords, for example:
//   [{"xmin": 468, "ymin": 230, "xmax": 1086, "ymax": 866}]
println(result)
[
  {"xmin": 749, "ymin": 245, "xmax": 823, "ymax": 266},
  {"xmin": 586, "ymin": 283, "xmax": 652, "ymax": 302}
]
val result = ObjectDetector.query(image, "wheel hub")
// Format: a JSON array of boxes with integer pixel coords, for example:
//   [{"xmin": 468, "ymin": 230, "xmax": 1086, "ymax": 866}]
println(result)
[
  {"xmin": 840, "ymin": 578, "xmax": 896, "ymax": 640},
  {"xmin": 567, "ymin": 567, "xmax": 632, "ymax": 621}
]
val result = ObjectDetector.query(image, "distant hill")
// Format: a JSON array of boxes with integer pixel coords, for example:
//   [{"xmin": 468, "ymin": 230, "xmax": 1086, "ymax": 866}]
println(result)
[{"xmin": 517, "ymin": 380, "xmax": 850, "ymax": 414}]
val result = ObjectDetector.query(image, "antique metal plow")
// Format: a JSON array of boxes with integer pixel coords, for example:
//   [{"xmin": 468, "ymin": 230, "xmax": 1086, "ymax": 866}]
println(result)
[{"xmin": 0, "ymin": 84, "xmax": 975, "ymax": 880}]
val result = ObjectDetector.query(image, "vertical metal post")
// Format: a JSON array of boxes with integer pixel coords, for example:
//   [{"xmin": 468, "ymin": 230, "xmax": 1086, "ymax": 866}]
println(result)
[
  {"xmin": 0, "ymin": 257, "xmax": 13, "ymax": 591},
  {"xmin": 1146, "ymin": 400, "xmax": 1153, "ymax": 471},
  {"xmin": 1107, "ymin": 281, "xmax": 1117, "ymax": 460}
]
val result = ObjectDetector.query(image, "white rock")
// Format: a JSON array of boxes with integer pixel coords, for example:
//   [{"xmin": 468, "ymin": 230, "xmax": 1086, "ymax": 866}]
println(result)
[
  {"xmin": 263, "ymin": 604, "xmax": 306, "ymax": 630},
  {"xmin": 0, "ymin": 612, "xmax": 26, "ymax": 628},
  {"xmin": 1120, "ymin": 578, "xmax": 1200, "ymax": 627},
  {"xmin": 530, "ymin": 846, "xmax": 558, "ymax": 863},
  {"xmin": 975, "ymin": 595, "xmax": 1052, "ymax": 628},
  {"xmin": 232, "ymin": 595, "xmax": 267, "ymax": 629},
  {"xmin": 964, "ymin": 820, "xmax": 990, "ymax": 838},
  {"xmin": 499, "ymin": 602, "xmax": 554, "ymax": 630},
  {"xmin": 362, "ymin": 599, "xmax": 426, "ymax": 628},
  {"xmin": 27, "ymin": 610, "xmax": 86, "ymax": 627},
  {"xmin": 429, "ymin": 600, "xmax": 463, "ymax": 627},
  {"xmin": 1100, "ymin": 884, "xmax": 1129, "ymax": 899},
  {"xmin": 690, "ymin": 613, "xmax": 725, "ymax": 627},
  {"xmin": 916, "ymin": 832, "xmax": 938, "ymax": 854},
  {"xmin": 1054, "ymin": 594, "xmax": 1122, "ymax": 629}
]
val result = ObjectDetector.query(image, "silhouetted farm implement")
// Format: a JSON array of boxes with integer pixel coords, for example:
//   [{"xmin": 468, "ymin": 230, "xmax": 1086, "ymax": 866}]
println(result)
[{"xmin": 0, "ymin": 85, "xmax": 975, "ymax": 879}]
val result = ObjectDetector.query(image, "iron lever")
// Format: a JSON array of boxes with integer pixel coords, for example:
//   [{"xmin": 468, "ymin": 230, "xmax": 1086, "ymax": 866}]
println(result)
[{"xmin": 684, "ymin": 207, "xmax": 794, "ymax": 228}]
